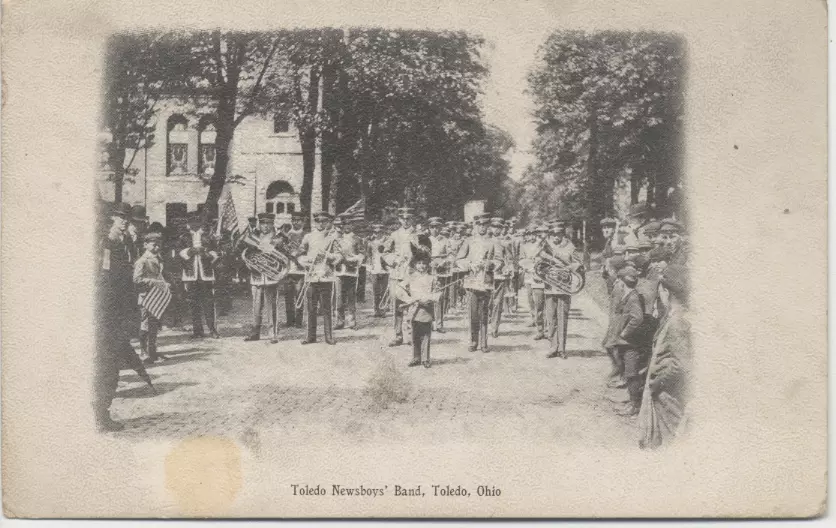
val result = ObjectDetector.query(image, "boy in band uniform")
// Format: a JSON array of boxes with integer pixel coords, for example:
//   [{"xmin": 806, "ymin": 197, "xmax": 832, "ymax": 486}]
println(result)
[
  {"xmin": 393, "ymin": 237, "xmax": 441, "ymax": 368},
  {"xmin": 177, "ymin": 213, "xmax": 220, "ymax": 339},
  {"xmin": 297, "ymin": 211, "xmax": 339, "ymax": 345},
  {"xmin": 456, "ymin": 214, "xmax": 500, "ymax": 353},
  {"xmin": 333, "ymin": 216, "xmax": 365, "ymax": 330},
  {"xmin": 427, "ymin": 217, "xmax": 450, "ymax": 332},
  {"xmin": 367, "ymin": 223, "xmax": 390, "ymax": 317},
  {"xmin": 244, "ymin": 213, "xmax": 283, "ymax": 343},
  {"xmin": 382, "ymin": 207, "xmax": 419, "ymax": 347}
]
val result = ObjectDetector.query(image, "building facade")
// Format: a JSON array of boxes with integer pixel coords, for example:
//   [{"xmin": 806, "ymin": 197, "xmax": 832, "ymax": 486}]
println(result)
[{"xmin": 97, "ymin": 98, "xmax": 309, "ymax": 227}]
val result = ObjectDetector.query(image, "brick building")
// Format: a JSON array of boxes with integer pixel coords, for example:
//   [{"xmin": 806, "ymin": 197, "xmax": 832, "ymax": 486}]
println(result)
[{"xmin": 97, "ymin": 98, "xmax": 310, "ymax": 227}]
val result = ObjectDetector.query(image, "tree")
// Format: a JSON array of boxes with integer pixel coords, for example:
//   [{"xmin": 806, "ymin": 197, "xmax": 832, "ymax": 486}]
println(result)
[
  {"xmin": 100, "ymin": 32, "xmax": 189, "ymax": 202},
  {"xmin": 522, "ymin": 31, "xmax": 685, "ymax": 224}
]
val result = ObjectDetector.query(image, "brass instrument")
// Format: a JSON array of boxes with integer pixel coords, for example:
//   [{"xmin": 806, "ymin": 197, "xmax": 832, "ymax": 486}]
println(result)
[
  {"xmin": 295, "ymin": 228, "xmax": 338, "ymax": 309},
  {"xmin": 533, "ymin": 248, "xmax": 585, "ymax": 295},
  {"xmin": 241, "ymin": 233, "xmax": 291, "ymax": 282}
]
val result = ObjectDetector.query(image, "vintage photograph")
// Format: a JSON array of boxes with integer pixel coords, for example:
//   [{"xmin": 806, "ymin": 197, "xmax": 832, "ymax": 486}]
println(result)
[{"xmin": 95, "ymin": 27, "xmax": 689, "ymax": 449}]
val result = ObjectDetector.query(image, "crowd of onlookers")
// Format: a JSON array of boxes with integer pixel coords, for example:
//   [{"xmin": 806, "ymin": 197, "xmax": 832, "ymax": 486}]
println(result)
[{"xmin": 597, "ymin": 203, "xmax": 691, "ymax": 449}]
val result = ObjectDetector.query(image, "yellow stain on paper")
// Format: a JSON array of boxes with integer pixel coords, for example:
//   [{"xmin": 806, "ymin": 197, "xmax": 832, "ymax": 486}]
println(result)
[{"xmin": 165, "ymin": 436, "xmax": 243, "ymax": 516}]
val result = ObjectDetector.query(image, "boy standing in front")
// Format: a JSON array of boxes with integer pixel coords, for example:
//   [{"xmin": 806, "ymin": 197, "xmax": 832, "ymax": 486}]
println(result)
[{"xmin": 133, "ymin": 232, "xmax": 170, "ymax": 365}]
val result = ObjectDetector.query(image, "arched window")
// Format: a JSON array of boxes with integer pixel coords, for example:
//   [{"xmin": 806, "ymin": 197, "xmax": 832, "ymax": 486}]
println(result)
[
  {"xmin": 198, "ymin": 116, "xmax": 216, "ymax": 176},
  {"xmin": 273, "ymin": 113, "xmax": 290, "ymax": 134},
  {"xmin": 265, "ymin": 180, "xmax": 296, "ymax": 215},
  {"xmin": 167, "ymin": 114, "xmax": 189, "ymax": 175}
]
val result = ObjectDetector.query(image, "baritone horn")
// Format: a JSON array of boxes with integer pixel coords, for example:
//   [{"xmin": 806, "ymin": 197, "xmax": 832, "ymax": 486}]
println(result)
[
  {"xmin": 241, "ymin": 235, "xmax": 291, "ymax": 282},
  {"xmin": 533, "ymin": 252, "xmax": 585, "ymax": 295}
]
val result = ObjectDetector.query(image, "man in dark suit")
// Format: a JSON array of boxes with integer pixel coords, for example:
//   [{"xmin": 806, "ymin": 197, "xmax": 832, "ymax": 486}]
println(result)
[
  {"xmin": 604, "ymin": 264, "xmax": 645, "ymax": 416},
  {"xmin": 177, "ymin": 212, "xmax": 220, "ymax": 339}
]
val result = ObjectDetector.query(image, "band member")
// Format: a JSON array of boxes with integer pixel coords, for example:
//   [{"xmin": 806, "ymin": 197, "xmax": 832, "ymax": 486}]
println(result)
[
  {"xmin": 604, "ymin": 264, "xmax": 646, "ymax": 416},
  {"xmin": 427, "ymin": 217, "xmax": 450, "ymax": 332},
  {"xmin": 133, "ymin": 232, "xmax": 170, "ymax": 364},
  {"xmin": 297, "ymin": 211, "xmax": 339, "ymax": 345},
  {"xmin": 457, "ymin": 214, "xmax": 500, "ymax": 353},
  {"xmin": 392, "ymin": 237, "xmax": 441, "ymax": 368},
  {"xmin": 543, "ymin": 222, "xmax": 583, "ymax": 359},
  {"xmin": 282, "ymin": 212, "xmax": 306, "ymax": 328},
  {"xmin": 520, "ymin": 224, "xmax": 547, "ymax": 339},
  {"xmin": 242, "ymin": 213, "xmax": 283, "ymax": 343},
  {"xmin": 333, "ymin": 216, "xmax": 365, "ymax": 330},
  {"xmin": 177, "ymin": 213, "xmax": 220, "ymax": 339},
  {"xmin": 367, "ymin": 223, "xmax": 390, "ymax": 317},
  {"xmin": 488, "ymin": 217, "xmax": 508, "ymax": 338},
  {"xmin": 445, "ymin": 221, "xmax": 465, "ymax": 313},
  {"xmin": 382, "ymin": 207, "xmax": 419, "ymax": 347}
]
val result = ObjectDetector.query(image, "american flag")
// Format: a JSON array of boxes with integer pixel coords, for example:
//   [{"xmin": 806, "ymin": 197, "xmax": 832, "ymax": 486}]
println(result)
[
  {"xmin": 216, "ymin": 184, "xmax": 241, "ymax": 237},
  {"xmin": 142, "ymin": 283, "xmax": 172, "ymax": 320},
  {"xmin": 339, "ymin": 198, "xmax": 365, "ymax": 223}
]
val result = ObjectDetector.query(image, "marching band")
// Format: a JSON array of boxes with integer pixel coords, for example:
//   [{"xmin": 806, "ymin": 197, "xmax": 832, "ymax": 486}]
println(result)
[{"xmin": 97, "ymin": 200, "xmax": 690, "ymax": 448}]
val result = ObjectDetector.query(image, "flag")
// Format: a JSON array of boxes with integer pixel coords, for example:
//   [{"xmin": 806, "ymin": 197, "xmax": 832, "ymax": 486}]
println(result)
[
  {"xmin": 142, "ymin": 283, "xmax": 172, "ymax": 320},
  {"xmin": 216, "ymin": 184, "xmax": 240, "ymax": 237},
  {"xmin": 339, "ymin": 198, "xmax": 365, "ymax": 223}
]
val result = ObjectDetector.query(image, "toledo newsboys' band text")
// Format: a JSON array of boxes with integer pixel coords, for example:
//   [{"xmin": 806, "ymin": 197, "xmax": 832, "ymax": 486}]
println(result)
[
  {"xmin": 96, "ymin": 201, "xmax": 690, "ymax": 449},
  {"xmin": 291, "ymin": 483, "xmax": 502, "ymax": 498}
]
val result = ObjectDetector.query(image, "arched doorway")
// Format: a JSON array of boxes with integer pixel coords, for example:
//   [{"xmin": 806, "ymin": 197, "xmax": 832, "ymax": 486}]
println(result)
[{"xmin": 265, "ymin": 180, "xmax": 297, "ymax": 215}]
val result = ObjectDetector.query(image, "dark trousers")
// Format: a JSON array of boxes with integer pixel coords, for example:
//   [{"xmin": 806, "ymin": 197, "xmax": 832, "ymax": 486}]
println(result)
[
  {"xmin": 545, "ymin": 294, "xmax": 571, "ymax": 354},
  {"xmin": 284, "ymin": 275, "xmax": 305, "ymax": 327},
  {"xmin": 357, "ymin": 266, "xmax": 367, "ymax": 303},
  {"xmin": 139, "ymin": 307, "xmax": 160, "ymax": 360},
  {"xmin": 305, "ymin": 282, "xmax": 333, "ymax": 342},
  {"xmin": 94, "ymin": 323, "xmax": 122, "ymax": 422},
  {"xmin": 393, "ymin": 297, "xmax": 406, "ymax": 340},
  {"xmin": 251, "ymin": 284, "xmax": 279, "ymax": 338},
  {"xmin": 621, "ymin": 345, "xmax": 647, "ymax": 407},
  {"xmin": 490, "ymin": 279, "xmax": 506, "ymax": 335},
  {"xmin": 529, "ymin": 287, "xmax": 545, "ymax": 335},
  {"xmin": 371, "ymin": 273, "xmax": 388, "ymax": 316},
  {"xmin": 412, "ymin": 321, "xmax": 432, "ymax": 362},
  {"xmin": 335, "ymin": 275, "xmax": 358, "ymax": 328},
  {"xmin": 447, "ymin": 272, "xmax": 460, "ymax": 311},
  {"xmin": 468, "ymin": 289, "xmax": 490, "ymax": 350},
  {"xmin": 184, "ymin": 280, "xmax": 216, "ymax": 335},
  {"xmin": 434, "ymin": 275, "xmax": 450, "ymax": 328}
]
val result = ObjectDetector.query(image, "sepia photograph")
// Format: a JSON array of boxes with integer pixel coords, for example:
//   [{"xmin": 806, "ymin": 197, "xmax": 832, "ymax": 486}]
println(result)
[{"xmin": 1, "ymin": 0, "xmax": 827, "ymax": 519}]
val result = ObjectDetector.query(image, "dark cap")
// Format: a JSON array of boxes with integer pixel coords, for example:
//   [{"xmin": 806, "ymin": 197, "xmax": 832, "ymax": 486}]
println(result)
[
  {"xmin": 397, "ymin": 207, "xmax": 415, "ymax": 218},
  {"xmin": 131, "ymin": 205, "xmax": 149, "ymax": 222},
  {"xmin": 659, "ymin": 220, "xmax": 684, "ymax": 234},
  {"xmin": 617, "ymin": 264, "xmax": 638, "ymax": 282},
  {"xmin": 333, "ymin": 216, "xmax": 345, "ymax": 226},
  {"xmin": 490, "ymin": 217, "xmax": 505, "ymax": 228},
  {"xmin": 428, "ymin": 217, "xmax": 443, "ymax": 226},
  {"xmin": 258, "ymin": 212, "xmax": 276, "ymax": 222},
  {"xmin": 291, "ymin": 212, "xmax": 305, "ymax": 220},
  {"xmin": 143, "ymin": 232, "xmax": 163, "ymax": 242},
  {"xmin": 600, "ymin": 217, "xmax": 617, "ymax": 227},
  {"xmin": 661, "ymin": 264, "xmax": 689, "ymax": 300},
  {"xmin": 111, "ymin": 202, "xmax": 132, "ymax": 218},
  {"xmin": 313, "ymin": 211, "xmax": 333, "ymax": 220}
]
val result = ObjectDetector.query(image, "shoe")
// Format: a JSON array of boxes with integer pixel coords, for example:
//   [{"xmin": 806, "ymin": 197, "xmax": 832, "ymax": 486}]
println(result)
[
  {"xmin": 468, "ymin": 345, "xmax": 478, "ymax": 352},
  {"xmin": 388, "ymin": 339, "xmax": 404, "ymax": 347},
  {"xmin": 491, "ymin": 331, "xmax": 499, "ymax": 338},
  {"xmin": 480, "ymin": 347, "xmax": 490, "ymax": 353},
  {"xmin": 607, "ymin": 379, "xmax": 627, "ymax": 389},
  {"xmin": 156, "ymin": 354, "xmax": 170, "ymax": 361},
  {"xmin": 407, "ymin": 359, "xmax": 421, "ymax": 367},
  {"xmin": 300, "ymin": 339, "xmax": 316, "ymax": 345},
  {"xmin": 607, "ymin": 393, "xmax": 630, "ymax": 404},
  {"xmin": 435, "ymin": 327, "xmax": 446, "ymax": 334},
  {"xmin": 97, "ymin": 416, "xmax": 125, "ymax": 432},
  {"xmin": 423, "ymin": 361, "xmax": 431, "ymax": 369},
  {"xmin": 269, "ymin": 338, "xmax": 279, "ymax": 344},
  {"xmin": 325, "ymin": 338, "xmax": 336, "ymax": 345},
  {"xmin": 533, "ymin": 333, "xmax": 546, "ymax": 340},
  {"xmin": 334, "ymin": 324, "xmax": 345, "ymax": 330},
  {"xmin": 142, "ymin": 357, "xmax": 156, "ymax": 366},
  {"xmin": 191, "ymin": 333, "xmax": 205, "ymax": 339},
  {"xmin": 546, "ymin": 351, "xmax": 560, "ymax": 359},
  {"xmin": 244, "ymin": 335, "xmax": 260, "ymax": 342},
  {"xmin": 614, "ymin": 404, "xmax": 640, "ymax": 417},
  {"xmin": 210, "ymin": 331, "xmax": 221, "ymax": 339},
  {"xmin": 561, "ymin": 350, "xmax": 568, "ymax": 359}
]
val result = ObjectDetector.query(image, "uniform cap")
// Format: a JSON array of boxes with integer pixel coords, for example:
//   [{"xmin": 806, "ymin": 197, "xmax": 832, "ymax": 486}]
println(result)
[
  {"xmin": 258, "ymin": 212, "xmax": 276, "ymax": 222},
  {"xmin": 600, "ymin": 217, "xmax": 617, "ymax": 227},
  {"xmin": 490, "ymin": 217, "xmax": 505, "ymax": 227},
  {"xmin": 143, "ymin": 232, "xmax": 163, "ymax": 242},
  {"xmin": 397, "ymin": 207, "xmax": 415, "ymax": 218},
  {"xmin": 428, "ymin": 217, "xmax": 443, "ymax": 226},
  {"xmin": 111, "ymin": 202, "xmax": 132, "ymax": 218},
  {"xmin": 313, "ymin": 210, "xmax": 334, "ymax": 220}
]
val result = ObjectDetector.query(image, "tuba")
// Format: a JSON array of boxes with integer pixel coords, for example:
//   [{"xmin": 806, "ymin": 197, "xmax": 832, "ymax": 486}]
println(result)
[
  {"xmin": 534, "ymin": 251, "xmax": 585, "ymax": 295},
  {"xmin": 241, "ymin": 233, "xmax": 290, "ymax": 282}
]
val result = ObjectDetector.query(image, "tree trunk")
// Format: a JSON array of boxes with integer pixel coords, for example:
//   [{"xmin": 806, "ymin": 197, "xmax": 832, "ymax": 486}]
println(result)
[
  {"xmin": 630, "ymin": 173, "xmax": 640, "ymax": 204},
  {"xmin": 111, "ymin": 148, "xmax": 127, "ymax": 203},
  {"xmin": 299, "ymin": 65, "xmax": 321, "ymax": 225}
]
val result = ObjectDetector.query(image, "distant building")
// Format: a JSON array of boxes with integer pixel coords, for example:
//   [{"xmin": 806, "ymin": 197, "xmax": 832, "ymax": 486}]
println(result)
[{"xmin": 97, "ymin": 98, "xmax": 311, "ymax": 227}]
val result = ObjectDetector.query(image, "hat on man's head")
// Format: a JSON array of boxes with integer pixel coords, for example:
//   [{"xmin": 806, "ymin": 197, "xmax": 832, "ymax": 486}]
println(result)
[
  {"xmin": 397, "ymin": 206, "xmax": 415, "ymax": 218},
  {"xmin": 247, "ymin": 216, "xmax": 257, "ymax": 224},
  {"xmin": 490, "ymin": 217, "xmax": 505, "ymax": 228},
  {"xmin": 131, "ymin": 205, "xmax": 149, "ymax": 222},
  {"xmin": 111, "ymin": 202, "xmax": 132, "ymax": 218},
  {"xmin": 551, "ymin": 222, "xmax": 566, "ymax": 234},
  {"xmin": 148, "ymin": 221, "xmax": 164, "ymax": 234},
  {"xmin": 371, "ymin": 223, "xmax": 384, "ymax": 231},
  {"xmin": 333, "ymin": 216, "xmax": 345, "ymax": 226},
  {"xmin": 291, "ymin": 212, "xmax": 305, "ymax": 220},
  {"xmin": 661, "ymin": 264, "xmax": 689, "ymax": 301},
  {"xmin": 638, "ymin": 236, "xmax": 654, "ymax": 250},
  {"xmin": 143, "ymin": 232, "xmax": 163, "ymax": 243},
  {"xmin": 613, "ymin": 245, "xmax": 626, "ymax": 255},
  {"xmin": 600, "ymin": 217, "xmax": 617, "ymax": 227},
  {"xmin": 617, "ymin": 264, "xmax": 639, "ymax": 283},
  {"xmin": 659, "ymin": 220, "xmax": 684, "ymax": 234},
  {"xmin": 428, "ymin": 217, "xmax": 443, "ymax": 227},
  {"xmin": 313, "ymin": 211, "xmax": 333, "ymax": 221},
  {"xmin": 258, "ymin": 212, "xmax": 276, "ymax": 222}
]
